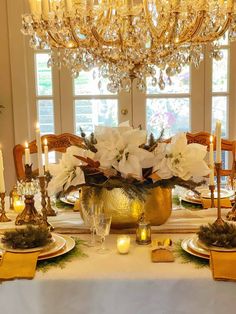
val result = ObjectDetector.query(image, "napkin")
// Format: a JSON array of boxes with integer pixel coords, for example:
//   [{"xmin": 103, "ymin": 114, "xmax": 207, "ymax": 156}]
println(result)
[
  {"xmin": 0, "ymin": 251, "xmax": 40, "ymax": 280},
  {"xmin": 201, "ymin": 198, "xmax": 232, "ymax": 209},
  {"xmin": 210, "ymin": 250, "xmax": 236, "ymax": 281}
]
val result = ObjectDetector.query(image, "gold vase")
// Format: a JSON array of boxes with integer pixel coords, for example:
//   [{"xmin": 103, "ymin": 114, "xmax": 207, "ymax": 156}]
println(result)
[{"xmin": 80, "ymin": 186, "xmax": 172, "ymax": 229}]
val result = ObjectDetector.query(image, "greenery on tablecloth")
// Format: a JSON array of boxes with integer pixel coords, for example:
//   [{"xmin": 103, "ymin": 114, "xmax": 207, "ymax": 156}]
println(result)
[
  {"xmin": 172, "ymin": 195, "xmax": 202, "ymax": 210},
  {"xmin": 174, "ymin": 240, "xmax": 209, "ymax": 269},
  {"xmin": 37, "ymin": 238, "xmax": 88, "ymax": 273}
]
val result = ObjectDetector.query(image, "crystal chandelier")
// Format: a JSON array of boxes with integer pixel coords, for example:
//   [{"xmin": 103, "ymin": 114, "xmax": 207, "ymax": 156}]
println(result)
[{"xmin": 22, "ymin": 0, "xmax": 236, "ymax": 93}]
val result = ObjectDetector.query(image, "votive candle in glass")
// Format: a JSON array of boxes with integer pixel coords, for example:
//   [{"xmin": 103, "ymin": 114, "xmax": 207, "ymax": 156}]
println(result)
[{"xmin": 117, "ymin": 235, "xmax": 131, "ymax": 254}]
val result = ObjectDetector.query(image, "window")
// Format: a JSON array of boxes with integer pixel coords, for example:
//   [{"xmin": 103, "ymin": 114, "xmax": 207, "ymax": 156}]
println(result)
[
  {"xmin": 35, "ymin": 53, "xmax": 55, "ymax": 135},
  {"xmin": 34, "ymin": 53, "xmax": 55, "ymax": 162},
  {"xmin": 73, "ymin": 69, "xmax": 119, "ymax": 135},
  {"xmin": 146, "ymin": 66, "xmax": 190, "ymax": 138}
]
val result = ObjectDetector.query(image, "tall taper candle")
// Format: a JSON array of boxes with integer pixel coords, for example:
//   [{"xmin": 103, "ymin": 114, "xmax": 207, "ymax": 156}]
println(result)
[
  {"xmin": 35, "ymin": 122, "xmax": 44, "ymax": 176},
  {"xmin": 44, "ymin": 138, "xmax": 49, "ymax": 172},
  {"xmin": 25, "ymin": 141, "xmax": 31, "ymax": 165},
  {"xmin": 209, "ymin": 135, "xmax": 214, "ymax": 185},
  {"xmin": 215, "ymin": 120, "xmax": 222, "ymax": 163},
  {"xmin": 0, "ymin": 149, "xmax": 6, "ymax": 193}
]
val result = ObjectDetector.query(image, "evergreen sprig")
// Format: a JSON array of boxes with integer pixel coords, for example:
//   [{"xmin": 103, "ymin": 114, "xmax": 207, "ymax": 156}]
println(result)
[
  {"xmin": 198, "ymin": 222, "xmax": 236, "ymax": 248},
  {"xmin": 2, "ymin": 226, "xmax": 52, "ymax": 249}
]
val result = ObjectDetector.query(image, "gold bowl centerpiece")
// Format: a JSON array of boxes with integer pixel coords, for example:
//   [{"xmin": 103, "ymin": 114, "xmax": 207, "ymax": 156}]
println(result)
[{"xmin": 48, "ymin": 123, "xmax": 210, "ymax": 228}]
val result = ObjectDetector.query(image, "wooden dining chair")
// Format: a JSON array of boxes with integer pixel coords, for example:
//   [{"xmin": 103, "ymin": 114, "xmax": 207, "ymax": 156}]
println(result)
[
  {"xmin": 185, "ymin": 131, "xmax": 236, "ymax": 177},
  {"xmin": 13, "ymin": 133, "xmax": 84, "ymax": 180}
]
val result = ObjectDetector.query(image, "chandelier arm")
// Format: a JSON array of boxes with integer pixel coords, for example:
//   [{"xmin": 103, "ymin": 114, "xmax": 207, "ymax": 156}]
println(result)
[
  {"xmin": 166, "ymin": 12, "xmax": 179, "ymax": 43},
  {"xmin": 47, "ymin": 31, "xmax": 69, "ymax": 48},
  {"xmin": 143, "ymin": 0, "xmax": 171, "ymax": 41},
  {"xmin": 194, "ymin": 14, "xmax": 232, "ymax": 43},
  {"xmin": 178, "ymin": 11, "xmax": 206, "ymax": 43},
  {"xmin": 91, "ymin": 27, "xmax": 121, "ymax": 46}
]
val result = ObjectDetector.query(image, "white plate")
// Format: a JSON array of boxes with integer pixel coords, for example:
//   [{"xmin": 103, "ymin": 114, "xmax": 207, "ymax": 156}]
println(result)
[
  {"xmin": 188, "ymin": 236, "xmax": 210, "ymax": 257},
  {"xmin": 181, "ymin": 237, "xmax": 209, "ymax": 260},
  {"xmin": 197, "ymin": 237, "xmax": 236, "ymax": 252},
  {"xmin": 60, "ymin": 190, "xmax": 80, "ymax": 205},
  {"xmin": 182, "ymin": 188, "xmax": 235, "ymax": 204},
  {"xmin": 39, "ymin": 233, "xmax": 66, "ymax": 258},
  {"xmin": 59, "ymin": 196, "xmax": 74, "ymax": 205},
  {"xmin": 0, "ymin": 236, "xmax": 55, "ymax": 253},
  {"xmin": 0, "ymin": 233, "xmax": 65, "ymax": 255},
  {"xmin": 38, "ymin": 235, "xmax": 75, "ymax": 261},
  {"xmin": 0, "ymin": 235, "xmax": 76, "ymax": 261},
  {"xmin": 196, "ymin": 187, "xmax": 234, "ymax": 199}
]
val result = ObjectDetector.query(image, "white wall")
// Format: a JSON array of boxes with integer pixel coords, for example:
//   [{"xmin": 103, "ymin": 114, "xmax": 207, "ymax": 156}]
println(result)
[{"xmin": 0, "ymin": 0, "xmax": 16, "ymax": 191}]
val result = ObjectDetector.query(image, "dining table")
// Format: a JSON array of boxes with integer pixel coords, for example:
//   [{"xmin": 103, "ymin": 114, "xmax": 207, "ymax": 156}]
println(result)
[{"xmin": 0, "ymin": 199, "xmax": 236, "ymax": 314}]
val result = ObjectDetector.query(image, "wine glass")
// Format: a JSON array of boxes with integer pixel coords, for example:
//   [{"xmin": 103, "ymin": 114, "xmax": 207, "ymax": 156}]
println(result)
[{"xmin": 94, "ymin": 213, "xmax": 112, "ymax": 254}]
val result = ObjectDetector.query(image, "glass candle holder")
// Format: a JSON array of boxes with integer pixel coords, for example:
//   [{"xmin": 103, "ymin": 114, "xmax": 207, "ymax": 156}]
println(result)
[
  {"xmin": 136, "ymin": 221, "xmax": 151, "ymax": 245},
  {"xmin": 117, "ymin": 235, "xmax": 131, "ymax": 254},
  {"xmin": 14, "ymin": 199, "xmax": 25, "ymax": 213}
]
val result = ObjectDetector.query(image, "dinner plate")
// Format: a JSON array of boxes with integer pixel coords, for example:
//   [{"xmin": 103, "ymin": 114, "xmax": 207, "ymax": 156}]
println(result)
[
  {"xmin": 0, "ymin": 233, "xmax": 66, "ymax": 256},
  {"xmin": 38, "ymin": 235, "xmax": 75, "ymax": 261},
  {"xmin": 196, "ymin": 187, "xmax": 234, "ymax": 199},
  {"xmin": 181, "ymin": 237, "xmax": 209, "ymax": 260},
  {"xmin": 182, "ymin": 188, "xmax": 235, "ymax": 204},
  {"xmin": 197, "ymin": 238, "xmax": 236, "ymax": 252},
  {"xmin": 60, "ymin": 190, "xmax": 80, "ymax": 205},
  {"xmin": 188, "ymin": 236, "xmax": 210, "ymax": 257},
  {"xmin": 0, "ymin": 236, "xmax": 56, "ymax": 253},
  {"xmin": 39, "ymin": 233, "xmax": 66, "ymax": 258}
]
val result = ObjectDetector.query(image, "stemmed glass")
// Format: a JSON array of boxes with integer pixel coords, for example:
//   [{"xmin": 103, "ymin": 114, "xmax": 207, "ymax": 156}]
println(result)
[{"xmin": 94, "ymin": 213, "xmax": 112, "ymax": 254}]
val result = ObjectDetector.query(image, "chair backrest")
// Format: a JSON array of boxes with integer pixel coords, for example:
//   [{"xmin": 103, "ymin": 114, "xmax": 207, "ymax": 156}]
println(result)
[
  {"xmin": 186, "ymin": 132, "xmax": 235, "ymax": 177},
  {"xmin": 13, "ymin": 133, "xmax": 84, "ymax": 179}
]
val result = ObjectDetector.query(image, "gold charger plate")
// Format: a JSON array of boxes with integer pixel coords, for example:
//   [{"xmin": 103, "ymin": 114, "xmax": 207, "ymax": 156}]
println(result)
[
  {"xmin": 181, "ymin": 237, "xmax": 209, "ymax": 260},
  {"xmin": 38, "ymin": 235, "xmax": 75, "ymax": 261}
]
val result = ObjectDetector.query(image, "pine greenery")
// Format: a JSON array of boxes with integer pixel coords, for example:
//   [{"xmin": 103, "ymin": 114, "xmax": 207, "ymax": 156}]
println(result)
[
  {"xmin": 2, "ymin": 226, "xmax": 52, "ymax": 249},
  {"xmin": 198, "ymin": 222, "xmax": 236, "ymax": 248}
]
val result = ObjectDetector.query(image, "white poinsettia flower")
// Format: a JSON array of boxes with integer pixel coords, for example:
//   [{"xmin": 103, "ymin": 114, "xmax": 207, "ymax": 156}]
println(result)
[
  {"xmin": 47, "ymin": 146, "xmax": 88, "ymax": 195},
  {"xmin": 94, "ymin": 125, "xmax": 155, "ymax": 178},
  {"xmin": 154, "ymin": 133, "xmax": 210, "ymax": 181}
]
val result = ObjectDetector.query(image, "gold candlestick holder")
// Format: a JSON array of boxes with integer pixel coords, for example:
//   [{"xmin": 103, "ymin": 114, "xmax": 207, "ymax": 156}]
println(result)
[
  {"xmin": 209, "ymin": 185, "xmax": 216, "ymax": 208},
  {"xmin": 0, "ymin": 192, "xmax": 11, "ymax": 222},
  {"xmin": 45, "ymin": 171, "xmax": 56, "ymax": 216},
  {"xmin": 214, "ymin": 162, "xmax": 225, "ymax": 226},
  {"xmin": 16, "ymin": 164, "xmax": 44, "ymax": 226},
  {"xmin": 38, "ymin": 175, "xmax": 53, "ymax": 230},
  {"xmin": 226, "ymin": 160, "xmax": 236, "ymax": 221}
]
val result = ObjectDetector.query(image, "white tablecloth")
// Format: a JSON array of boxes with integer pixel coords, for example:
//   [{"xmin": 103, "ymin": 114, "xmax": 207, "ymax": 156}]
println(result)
[{"xmin": 0, "ymin": 234, "xmax": 236, "ymax": 314}]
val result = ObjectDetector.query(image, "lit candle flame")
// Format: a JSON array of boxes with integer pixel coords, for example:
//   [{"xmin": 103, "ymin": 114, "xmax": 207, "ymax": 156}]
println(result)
[
  {"xmin": 44, "ymin": 138, "xmax": 48, "ymax": 146},
  {"xmin": 35, "ymin": 122, "xmax": 40, "ymax": 130},
  {"xmin": 25, "ymin": 141, "xmax": 29, "ymax": 148},
  {"xmin": 210, "ymin": 135, "xmax": 213, "ymax": 143}
]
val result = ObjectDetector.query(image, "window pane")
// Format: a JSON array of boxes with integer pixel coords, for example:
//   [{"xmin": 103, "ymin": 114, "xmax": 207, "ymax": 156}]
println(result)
[
  {"xmin": 74, "ymin": 69, "xmax": 113, "ymax": 95},
  {"xmin": 37, "ymin": 100, "xmax": 55, "ymax": 134},
  {"xmin": 147, "ymin": 66, "xmax": 190, "ymax": 94},
  {"xmin": 212, "ymin": 49, "xmax": 228, "ymax": 92},
  {"xmin": 75, "ymin": 99, "xmax": 118, "ymax": 135},
  {"xmin": 212, "ymin": 96, "xmax": 228, "ymax": 138},
  {"xmin": 146, "ymin": 98, "xmax": 190, "ymax": 138},
  {"xmin": 35, "ymin": 54, "xmax": 53, "ymax": 96}
]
